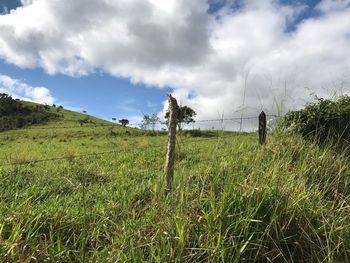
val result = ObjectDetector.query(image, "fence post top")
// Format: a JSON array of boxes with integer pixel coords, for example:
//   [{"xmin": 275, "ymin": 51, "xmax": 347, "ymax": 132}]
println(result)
[
  {"xmin": 167, "ymin": 94, "xmax": 179, "ymax": 111},
  {"xmin": 260, "ymin": 111, "xmax": 266, "ymax": 117}
]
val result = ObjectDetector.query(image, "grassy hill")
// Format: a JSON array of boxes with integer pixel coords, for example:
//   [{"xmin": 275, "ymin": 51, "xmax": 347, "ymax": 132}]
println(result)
[{"xmin": 0, "ymin": 102, "xmax": 349, "ymax": 262}]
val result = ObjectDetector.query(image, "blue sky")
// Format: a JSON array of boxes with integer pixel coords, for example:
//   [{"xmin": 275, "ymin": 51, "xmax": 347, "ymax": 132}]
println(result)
[
  {"xmin": 0, "ymin": 0, "xmax": 349, "ymax": 126},
  {"xmin": 0, "ymin": 61, "xmax": 171, "ymax": 123},
  {"xmin": 0, "ymin": 0, "xmax": 21, "ymax": 13},
  {"xmin": 0, "ymin": 0, "xmax": 171, "ymax": 123},
  {"xmin": 0, "ymin": 0, "xmax": 172, "ymax": 123}
]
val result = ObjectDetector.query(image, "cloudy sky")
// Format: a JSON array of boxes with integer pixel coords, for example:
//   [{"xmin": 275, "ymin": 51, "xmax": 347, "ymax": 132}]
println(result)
[{"xmin": 0, "ymin": 0, "xmax": 349, "ymax": 128}]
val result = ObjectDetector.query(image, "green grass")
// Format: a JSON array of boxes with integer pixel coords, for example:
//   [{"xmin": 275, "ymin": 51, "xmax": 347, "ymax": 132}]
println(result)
[{"xmin": 0, "ymin": 106, "xmax": 349, "ymax": 262}]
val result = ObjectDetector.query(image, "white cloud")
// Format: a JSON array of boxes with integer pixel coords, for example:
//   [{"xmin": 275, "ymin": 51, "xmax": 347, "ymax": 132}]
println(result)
[
  {"xmin": 316, "ymin": 0, "xmax": 350, "ymax": 12},
  {"xmin": 0, "ymin": 0, "xmax": 349, "ymax": 128},
  {"xmin": 0, "ymin": 74, "xmax": 55, "ymax": 104},
  {"xmin": 20, "ymin": 0, "xmax": 35, "ymax": 6}
]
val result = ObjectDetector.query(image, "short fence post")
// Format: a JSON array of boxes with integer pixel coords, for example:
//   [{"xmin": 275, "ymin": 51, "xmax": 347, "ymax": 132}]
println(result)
[
  {"xmin": 164, "ymin": 94, "xmax": 179, "ymax": 194},
  {"xmin": 259, "ymin": 111, "xmax": 267, "ymax": 145}
]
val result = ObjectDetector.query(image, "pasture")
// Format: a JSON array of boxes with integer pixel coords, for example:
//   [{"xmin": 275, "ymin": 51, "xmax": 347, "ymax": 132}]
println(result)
[{"xmin": 0, "ymin": 107, "xmax": 349, "ymax": 262}]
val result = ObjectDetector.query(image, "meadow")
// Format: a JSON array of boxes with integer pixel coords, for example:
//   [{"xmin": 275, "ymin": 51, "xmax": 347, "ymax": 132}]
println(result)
[{"xmin": 0, "ymin": 107, "xmax": 349, "ymax": 262}]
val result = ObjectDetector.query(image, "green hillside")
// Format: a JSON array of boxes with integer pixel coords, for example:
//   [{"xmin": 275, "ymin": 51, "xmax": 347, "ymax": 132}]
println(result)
[{"xmin": 0, "ymin": 102, "xmax": 349, "ymax": 262}]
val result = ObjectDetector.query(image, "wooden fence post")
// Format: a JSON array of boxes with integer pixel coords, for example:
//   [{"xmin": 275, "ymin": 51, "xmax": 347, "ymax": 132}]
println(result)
[
  {"xmin": 259, "ymin": 111, "xmax": 267, "ymax": 145},
  {"xmin": 164, "ymin": 94, "xmax": 179, "ymax": 194}
]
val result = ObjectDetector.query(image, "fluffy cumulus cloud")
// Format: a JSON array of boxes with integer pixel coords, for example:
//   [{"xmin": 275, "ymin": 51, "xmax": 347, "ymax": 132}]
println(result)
[
  {"xmin": 0, "ymin": 0, "xmax": 349, "ymax": 128},
  {"xmin": 0, "ymin": 74, "xmax": 55, "ymax": 104}
]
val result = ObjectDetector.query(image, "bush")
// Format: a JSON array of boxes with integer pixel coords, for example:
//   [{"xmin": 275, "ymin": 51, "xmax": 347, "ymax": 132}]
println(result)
[
  {"xmin": 281, "ymin": 95, "xmax": 350, "ymax": 148},
  {"xmin": 181, "ymin": 129, "xmax": 217, "ymax": 137},
  {"xmin": 0, "ymin": 93, "xmax": 59, "ymax": 131}
]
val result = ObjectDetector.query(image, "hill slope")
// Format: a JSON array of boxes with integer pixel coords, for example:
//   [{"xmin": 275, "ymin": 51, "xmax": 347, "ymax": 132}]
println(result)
[
  {"xmin": 0, "ymin": 95, "xmax": 59, "ymax": 132},
  {"xmin": 0, "ymin": 104, "xmax": 349, "ymax": 262}
]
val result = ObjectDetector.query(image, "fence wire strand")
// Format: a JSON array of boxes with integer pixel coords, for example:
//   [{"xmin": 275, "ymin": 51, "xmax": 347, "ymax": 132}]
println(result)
[
  {"xmin": 0, "ymin": 135, "xmax": 230, "ymax": 168},
  {"xmin": 0, "ymin": 114, "xmax": 283, "ymax": 133},
  {"xmin": 1, "ymin": 114, "xmax": 347, "ymax": 134},
  {"xmin": 1, "ymin": 113, "xmax": 345, "ymax": 168}
]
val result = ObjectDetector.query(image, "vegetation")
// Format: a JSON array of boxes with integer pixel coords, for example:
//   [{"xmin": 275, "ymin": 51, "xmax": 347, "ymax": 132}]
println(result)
[
  {"xmin": 0, "ymin": 94, "xmax": 59, "ymax": 131},
  {"xmin": 0, "ymin": 101, "xmax": 349, "ymax": 262},
  {"xmin": 119, "ymin": 119, "xmax": 129, "ymax": 127},
  {"xmin": 141, "ymin": 114, "xmax": 160, "ymax": 131},
  {"xmin": 165, "ymin": 105, "xmax": 197, "ymax": 130},
  {"xmin": 281, "ymin": 95, "xmax": 350, "ymax": 148}
]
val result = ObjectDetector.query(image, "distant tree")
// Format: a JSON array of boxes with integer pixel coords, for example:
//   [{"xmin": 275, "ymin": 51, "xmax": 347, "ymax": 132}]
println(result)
[
  {"xmin": 150, "ymin": 114, "xmax": 160, "ymax": 131},
  {"xmin": 82, "ymin": 110, "xmax": 87, "ymax": 114},
  {"xmin": 140, "ymin": 115, "xmax": 149, "ymax": 130},
  {"xmin": 119, "ymin": 119, "xmax": 129, "ymax": 127},
  {"xmin": 165, "ymin": 105, "xmax": 196, "ymax": 130},
  {"xmin": 141, "ymin": 114, "xmax": 159, "ymax": 131},
  {"xmin": 112, "ymin": 118, "xmax": 117, "ymax": 122}
]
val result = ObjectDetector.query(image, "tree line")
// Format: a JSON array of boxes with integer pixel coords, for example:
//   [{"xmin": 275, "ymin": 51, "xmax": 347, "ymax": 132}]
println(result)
[{"xmin": 0, "ymin": 93, "xmax": 59, "ymax": 132}]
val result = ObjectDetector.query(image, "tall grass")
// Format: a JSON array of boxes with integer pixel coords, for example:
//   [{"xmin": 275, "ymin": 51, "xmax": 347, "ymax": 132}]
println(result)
[{"xmin": 0, "ymin": 127, "xmax": 349, "ymax": 262}]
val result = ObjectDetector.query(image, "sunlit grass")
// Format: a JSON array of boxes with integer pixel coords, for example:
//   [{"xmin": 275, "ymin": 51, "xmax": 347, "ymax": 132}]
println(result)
[{"xmin": 0, "ymin": 108, "xmax": 349, "ymax": 262}]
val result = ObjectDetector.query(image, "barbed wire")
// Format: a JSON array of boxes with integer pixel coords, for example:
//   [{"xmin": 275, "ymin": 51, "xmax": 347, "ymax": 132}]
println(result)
[
  {"xmin": 0, "ymin": 135, "xmax": 232, "ymax": 168},
  {"xmin": 0, "ymin": 129, "xmax": 138, "ymax": 141},
  {"xmin": 17, "ymin": 123, "xmax": 120, "ymax": 130},
  {"xmin": 0, "ymin": 113, "xmax": 344, "ymax": 142},
  {"xmin": 193, "ymin": 116, "xmax": 260, "ymax": 123},
  {"xmin": 0, "ymin": 115, "xmax": 279, "ymax": 133},
  {"xmin": 0, "ymin": 113, "xmax": 346, "ymax": 145},
  {"xmin": 2, "ymin": 113, "xmax": 346, "ymax": 166},
  {"xmin": 0, "ymin": 151, "xmax": 239, "ymax": 190},
  {"xmin": 1, "ymin": 113, "xmax": 347, "ymax": 134},
  {"xmin": 0, "ymin": 122, "xmax": 254, "ymax": 142}
]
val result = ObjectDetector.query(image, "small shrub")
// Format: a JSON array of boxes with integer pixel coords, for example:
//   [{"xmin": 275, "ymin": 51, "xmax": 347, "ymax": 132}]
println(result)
[
  {"xmin": 181, "ymin": 130, "xmax": 217, "ymax": 137},
  {"xmin": 281, "ymin": 95, "xmax": 350, "ymax": 149}
]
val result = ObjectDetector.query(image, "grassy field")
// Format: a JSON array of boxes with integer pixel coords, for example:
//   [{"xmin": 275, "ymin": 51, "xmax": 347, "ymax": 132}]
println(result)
[{"xmin": 0, "ymin": 106, "xmax": 349, "ymax": 262}]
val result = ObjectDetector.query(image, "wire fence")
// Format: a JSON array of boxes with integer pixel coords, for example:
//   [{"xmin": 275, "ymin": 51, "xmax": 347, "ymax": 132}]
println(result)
[
  {"xmin": 0, "ymin": 135, "xmax": 228, "ymax": 168},
  {"xmin": 1, "ymin": 108, "xmax": 348, "ymax": 263},
  {"xmin": 3, "ymin": 113, "xmax": 346, "ymax": 132},
  {"xmin": 4, "ymin": 112, "xmax": 341, "ymax": 134},
  {"xmin": 0, "ymin": 114, "xmax": 283, "ymax": 131},
  {"xmin": 1, "ymin": 112, "xmax": 347, "ymax": 169},
  {"xmin": 1, "ymin": 97, "xmax": 349, "ymax": 263}
]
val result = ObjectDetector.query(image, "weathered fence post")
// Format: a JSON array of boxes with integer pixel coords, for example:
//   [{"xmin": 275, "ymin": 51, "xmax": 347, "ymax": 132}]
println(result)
[
  {"xmin": 164, "ymin": 94, "xmax": 179, "ymax": 194},
  {"xmin": 259, "ymin": 111, "xmax": 267, "ymax": 145}
]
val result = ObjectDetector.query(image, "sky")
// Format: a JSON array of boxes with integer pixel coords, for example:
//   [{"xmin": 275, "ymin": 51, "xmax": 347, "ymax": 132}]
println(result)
[{"xmin": 0, "ymin": 0, "xmax": 349, "ymax": 128}]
